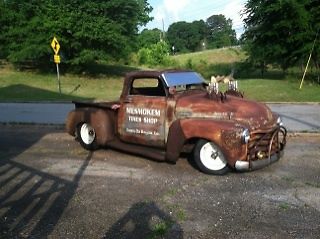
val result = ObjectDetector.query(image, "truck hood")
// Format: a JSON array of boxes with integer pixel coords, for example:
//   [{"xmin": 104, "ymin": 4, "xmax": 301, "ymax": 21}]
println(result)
[{"xmin": 175, "ymin": 92, "xmax": 276, "ymax": 130}]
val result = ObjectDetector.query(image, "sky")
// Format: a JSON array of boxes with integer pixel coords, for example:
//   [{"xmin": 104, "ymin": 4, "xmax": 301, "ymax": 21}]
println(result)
[{"xmin": 145, "ymin": 0, "xmax": 247, "ymax": 38}]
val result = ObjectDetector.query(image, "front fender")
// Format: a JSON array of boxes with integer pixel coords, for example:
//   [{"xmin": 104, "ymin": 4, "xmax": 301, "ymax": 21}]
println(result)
[
  {"xmin": 180, "ymin": 119, "xmax": 247, "ymax": 167},
  {"xmin": 165, "ymin": 120, "xmax": 186, "ymax": 163}
]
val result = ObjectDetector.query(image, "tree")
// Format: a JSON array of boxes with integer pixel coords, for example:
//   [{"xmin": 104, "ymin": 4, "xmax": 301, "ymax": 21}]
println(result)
[
  {"xmin": 242, "ymin": 0, "xmax": 319, "ymax": 72},
  {"xmin": 0, "ymin": 0, "xmax": 153, "ymax": 67},
  {"xmin": 166, "ymin": 15, "xmax": 237, "ymax": 53},
  {"xmin": 206, "ymin": 14, "xmax": 237, "ymax": 49},
  {"xmin": 0, "ymin": 1, "xmax": 52, "ymax": 63},
  {"xmin": 306, "ymin": 0, "xmax": 320, "ymax": 74},
  {"xmin": 138, "ymin": 28, "xmax": 162, "ymax": 48},
  {"xmin": 167, "ymin": 20, "xmax": 207, "ymax": 53}
]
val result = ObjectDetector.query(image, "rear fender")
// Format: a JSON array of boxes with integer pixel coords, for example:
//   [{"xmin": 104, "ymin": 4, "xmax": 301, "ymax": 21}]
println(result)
[
  {"xmin": 180, "ymin": 119, "xmax": 247, "ymax": 167},
  {"xmin": 66, "ymin": 108, "xmax": 115, "ymax": 145}
]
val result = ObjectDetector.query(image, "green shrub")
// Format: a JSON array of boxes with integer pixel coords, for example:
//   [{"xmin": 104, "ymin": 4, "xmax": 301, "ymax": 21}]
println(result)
[{"xmin": 138, "ymin": 41, "xmax": 170, "ymax": 66}]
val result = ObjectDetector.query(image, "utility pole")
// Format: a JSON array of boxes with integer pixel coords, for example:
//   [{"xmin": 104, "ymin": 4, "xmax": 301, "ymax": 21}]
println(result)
[{"xmin": 162, "ymin": 18, "xmax": 165, "ymax": 41}]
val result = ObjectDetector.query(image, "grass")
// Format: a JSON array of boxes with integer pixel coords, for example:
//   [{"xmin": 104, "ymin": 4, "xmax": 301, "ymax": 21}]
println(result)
[
  {"xmin": 149, "ymin": 221, "xmax": 173, "ymax": 239},
  {"xmin": 0, "ymin": 63, "xmax": 124, "ymax": 101},
  {"xmin": 172, "ymin": 47, "xmax": 247, "ymax": 66},
  {"xmin": 239, "ymin": 78, "xmax": 319, "ymax": 102},
  {"xmin": 0, "ymin": 48, "xmax": 319, "ymax": 102},
  {"xmin": 160, "ymin": 187, "xmax": 187, "ymax": 224},
  {"xmin": 279, "ymin": 202, "xmax": 290, "ymax": 210},
  {"xmin": 171, "ymin": 48, "xmax": 319, "ymax": 102},
  {"xmin": 305, "ymin": 182, "xmax": 320, "ymax": 188}
]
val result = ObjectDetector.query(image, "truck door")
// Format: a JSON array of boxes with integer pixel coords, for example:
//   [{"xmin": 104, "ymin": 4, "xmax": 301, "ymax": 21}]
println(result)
[{"xmin": 118, "ymin": 77, "xmax": 167, "ymax": 148}]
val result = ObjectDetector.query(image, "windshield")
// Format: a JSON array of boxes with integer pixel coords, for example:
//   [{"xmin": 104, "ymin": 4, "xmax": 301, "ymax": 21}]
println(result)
[{"xmin": 161, "ymin": 71, "xmax": 205, "ymax": 87}]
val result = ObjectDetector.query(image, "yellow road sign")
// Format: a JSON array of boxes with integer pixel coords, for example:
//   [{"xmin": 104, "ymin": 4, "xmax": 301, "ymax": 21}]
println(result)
[
  {"xmin": 51, "ymin": 37, "xmax": 60, "ymax": 54},
  {"xmin": 54, "ymin": 54, "xmax": 61, "ymax": 64}
]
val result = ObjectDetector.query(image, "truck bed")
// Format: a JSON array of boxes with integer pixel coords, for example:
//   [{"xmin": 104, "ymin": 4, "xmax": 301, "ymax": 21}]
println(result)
[{"xmin": 73, "ymin": 100, "xmax": 120, "ymax": 110}]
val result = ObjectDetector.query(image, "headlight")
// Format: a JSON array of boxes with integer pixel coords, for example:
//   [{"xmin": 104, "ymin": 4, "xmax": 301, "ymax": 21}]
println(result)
[
  {"xmin": 277, "ymin": 116, "xmax": 283, "ymax": 126},
  {"xmin": 241, "ymin": 128, "xmax": 250, "ymax": 144}
]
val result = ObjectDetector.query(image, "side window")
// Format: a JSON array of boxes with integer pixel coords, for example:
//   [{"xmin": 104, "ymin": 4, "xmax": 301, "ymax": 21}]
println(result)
[{"xmin": 130, "ymin": 78, "xmax": 166, "ymax": 97}]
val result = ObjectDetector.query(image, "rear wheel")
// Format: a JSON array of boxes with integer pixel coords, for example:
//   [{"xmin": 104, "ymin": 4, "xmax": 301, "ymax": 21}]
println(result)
[
  {"xmin": 194, "ymin": 139, "xmax": 229, "ymax": 175},
  {"xmin": 77, "ymin": 123, "xmax": 98, "ymax": 150}
]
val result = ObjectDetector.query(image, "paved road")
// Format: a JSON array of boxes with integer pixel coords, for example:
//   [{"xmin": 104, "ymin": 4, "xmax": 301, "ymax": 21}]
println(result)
[
  {"xmin": 269, "ymin": 103, "xmax": 320, "ymax": 132},
  {"xmin": 1, "ymin": 125, "xmax": 320, "ymax": 238},
  {"xmin": 0, "ymin": 102, "xmax": 319, "ymax": 132},
  {"xmin": 0, "ymin": 103, "xmax": 74, "ymax": 125}
]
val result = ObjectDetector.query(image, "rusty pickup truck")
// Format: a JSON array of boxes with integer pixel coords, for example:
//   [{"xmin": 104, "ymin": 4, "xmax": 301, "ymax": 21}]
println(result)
[{"xmin": 66, "ymin": 70, "xmax": 286, "ymax": 175}]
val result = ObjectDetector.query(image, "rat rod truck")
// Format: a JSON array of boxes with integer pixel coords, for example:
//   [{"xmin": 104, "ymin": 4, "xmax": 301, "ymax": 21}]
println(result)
[{"xmin": 66, "ymin": 70, "xmax": 287, "ymax": 175}]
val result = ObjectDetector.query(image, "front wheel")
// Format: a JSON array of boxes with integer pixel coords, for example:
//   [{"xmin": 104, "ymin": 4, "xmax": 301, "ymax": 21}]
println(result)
[
  {"xmin": 194, "ymin": 139, "xmax": 230, "ymax": 175},
  {"xmin": 77, "ymin": 123, "xmax": 98, "ymax": 150}
]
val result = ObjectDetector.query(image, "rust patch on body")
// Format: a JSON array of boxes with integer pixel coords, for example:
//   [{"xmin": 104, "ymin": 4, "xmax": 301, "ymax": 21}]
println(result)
[{"xmin": 221, "ymin": 130, "xmax": 242, "ymax": 150}]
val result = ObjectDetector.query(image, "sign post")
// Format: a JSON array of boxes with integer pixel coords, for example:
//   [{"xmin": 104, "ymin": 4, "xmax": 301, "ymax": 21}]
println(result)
[{"xmin": 51, "ymin": 37, "xmax": 61, "ymax": 93}]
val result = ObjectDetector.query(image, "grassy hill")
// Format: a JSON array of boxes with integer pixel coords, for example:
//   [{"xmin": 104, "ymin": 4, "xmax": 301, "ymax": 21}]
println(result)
[
  {"xmin": 170, "ymin": 48, "xmax": 319, "ymax": 102},
  {"xmin": 0, "ymin": 48, "xmax": 319, "ymax": 102},
  {"xmin": 172, "ymin": 47, "xmax": 246, "ymax": 66}
]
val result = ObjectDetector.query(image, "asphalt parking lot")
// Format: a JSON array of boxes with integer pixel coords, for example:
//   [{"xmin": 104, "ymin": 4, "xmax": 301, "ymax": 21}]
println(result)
[{"xmin": 0, "ymin": 125, "xmax": 319, "ymax": 238}]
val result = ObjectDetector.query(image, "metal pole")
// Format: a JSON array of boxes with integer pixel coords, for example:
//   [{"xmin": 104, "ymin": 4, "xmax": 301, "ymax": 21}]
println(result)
[
  {"xmin": 56, "ymin": 63, "xmax": 61, "ymax": 93},
  {"xmin": 299, "ymin": 29, "xmax": 319, "ymax": 89},
  {"xmin": 299, "ymin": 51, "xmax": 313, "ymax": 90}
]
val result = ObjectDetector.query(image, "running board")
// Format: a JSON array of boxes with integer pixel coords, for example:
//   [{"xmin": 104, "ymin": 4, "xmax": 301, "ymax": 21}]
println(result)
[{"xmin": 106, "ymin": 139, "xmax": 166, "ymax": 162}]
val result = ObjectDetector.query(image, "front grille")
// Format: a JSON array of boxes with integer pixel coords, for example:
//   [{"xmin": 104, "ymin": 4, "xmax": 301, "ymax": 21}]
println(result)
[{"xmin": 247, "ymin": 126, "xmax": 286, "ymax": 161}]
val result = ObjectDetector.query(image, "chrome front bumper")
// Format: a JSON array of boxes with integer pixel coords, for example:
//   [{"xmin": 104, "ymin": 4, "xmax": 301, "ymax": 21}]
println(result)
[
  {"xmin": 235, "ymin": 150, "xmax": 284, "ymax": 171},
  {"xmin": 235, "ymin": 125, "xmax": 287, "ymax": 171}
]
